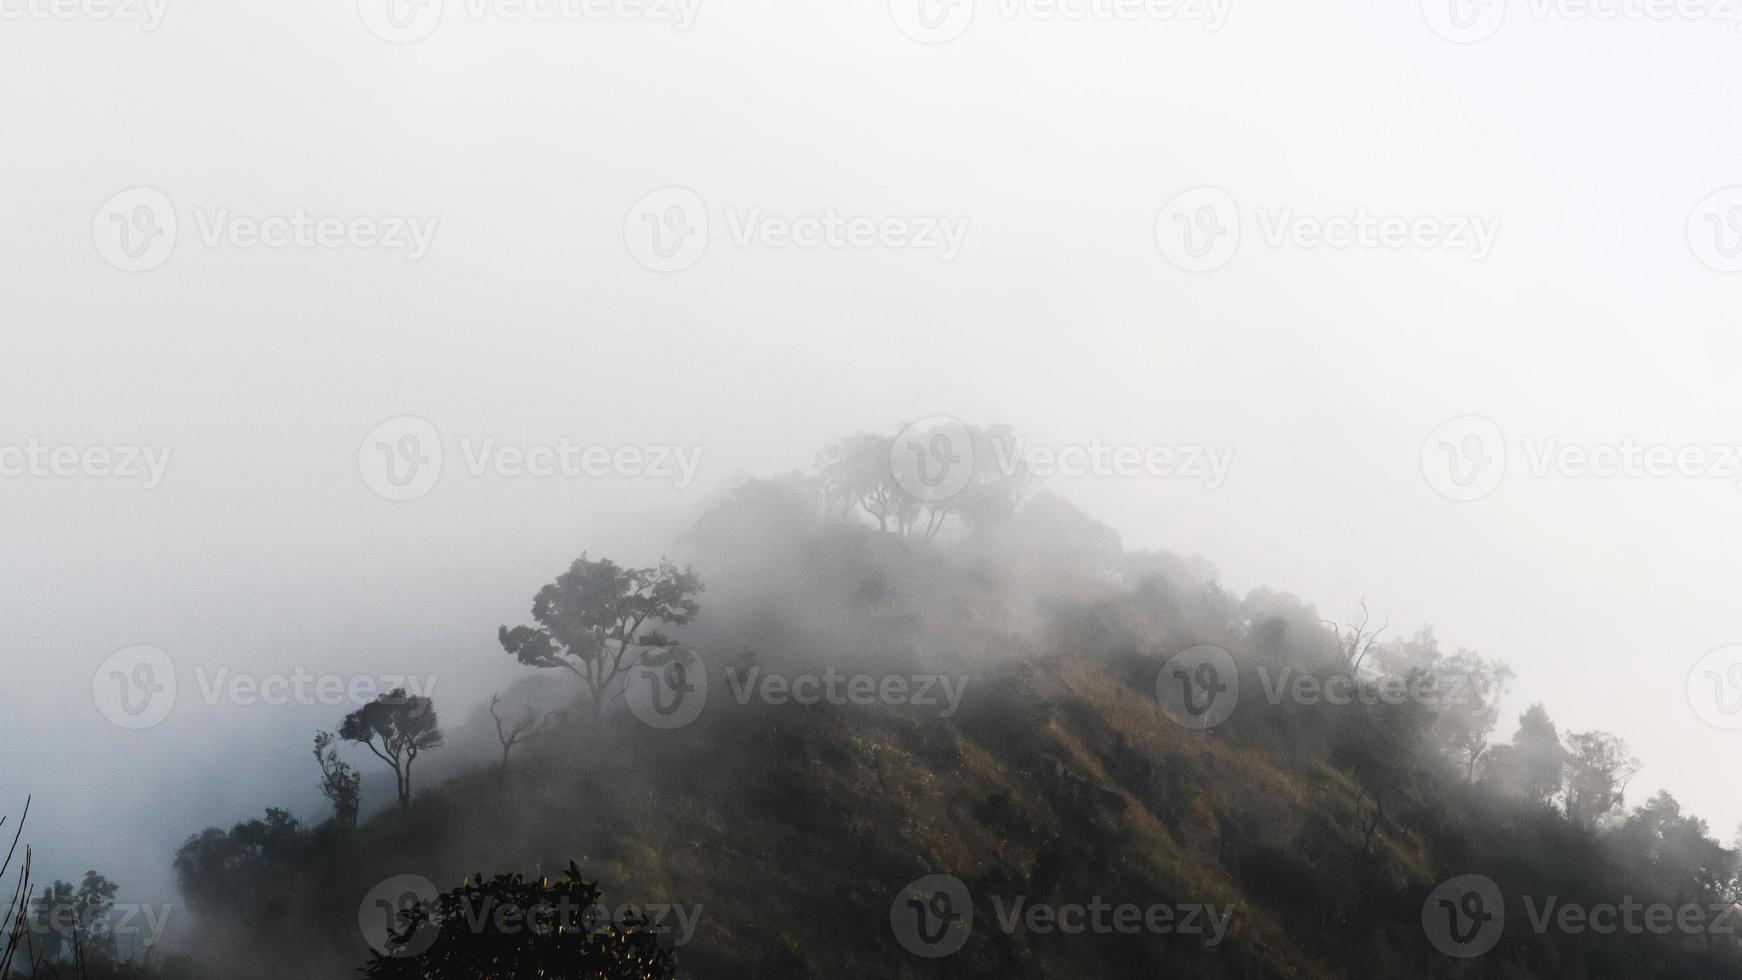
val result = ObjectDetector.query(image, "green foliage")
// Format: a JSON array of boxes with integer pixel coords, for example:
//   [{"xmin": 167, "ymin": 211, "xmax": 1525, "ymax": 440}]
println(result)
[
  {"xmin": 341, "ymin": 689, "xmax": 443, "ymax": 812},
  {"xmin": 817, "ymin": 423, "xmax": 1031, "ymax": 539},
  {"xmin": 313, "ymin": 730, "xmax": 362, "ymax": 827},
  {"xmin": 173, "ymin": 807, "xmax": 311, "ymax": 944},
  {"xmin": 360, "ymin": 863, "xmax": 675, "ymax": 980},
  {"xmin": 77, "ymin": 432, "xmax": 1742, "ymax": 978},
  {"xmin": 499, "ymin": 555, "xmax": 703, "ymax": 719}
]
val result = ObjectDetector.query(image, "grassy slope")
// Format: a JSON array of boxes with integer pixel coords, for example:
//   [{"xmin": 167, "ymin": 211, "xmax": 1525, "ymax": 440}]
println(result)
[{"xmin": 285, "ymin": 648, "xmax": 1482, "ymax": 979}]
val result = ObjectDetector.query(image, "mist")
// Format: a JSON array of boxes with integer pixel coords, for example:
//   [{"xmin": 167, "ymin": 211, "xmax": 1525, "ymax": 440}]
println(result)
[{"xmin": 5, "ymin": 2, "xmax": 1742, "ymax": 977}]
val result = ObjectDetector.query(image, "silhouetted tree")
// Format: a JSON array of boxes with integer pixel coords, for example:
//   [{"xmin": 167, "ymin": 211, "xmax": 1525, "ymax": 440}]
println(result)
[
  {"xmin": 1323, "ymin": 601, "xmax": 1388, "ymax": 673},
  {"xmin": 818, "ymin": 423, "xmax": 1030, "ymax": 540},
  {"xmin": 901, "ymin": 420, "xmax": 1032, "ymax": 536},
  {"xmin": 1483, "ymin": 703, "xmax": 1566, "ymax": 807},
  {"xmin": 1, "ymin": 800, "xmax": 37, "ymax": 978},
  {"xmin": 499, "ymin": 555, "xmax": 702, "ymax": 723},
  {"xmin": 817, "ymin": 433, "xmax": 915, "ymax": 533},
  {"xmin": 31, "ymin": 871, "xmax": 118, "ymax": 965},
  {"xmin": 1337, "ymin": 680, "xmax": 1433, "ymax": 856},
  {"xmin": 489, "ymin": 693, "xmax": 555, "ymax": 783},
  {"xmin": 173, "ymin": 807, "xmax": 307, "ymax": 932},
  {"xmin": 340, "ymin": 690, "xmax": 442, "ymax": 812},
  {"xmin": 1563, "ymin": 729, "xmax": 1639, "ymax": 830},
  {"xmin": 1429, "ymin": 649, "xmax": 1514, "ymax": 781},
  {"xmin": 313, "ymin": 730, "xmax": 362, "ymax": 827},
  {"xmin": 1612, "ymin": 792, "xmax": 1738, "ymax": 914}
]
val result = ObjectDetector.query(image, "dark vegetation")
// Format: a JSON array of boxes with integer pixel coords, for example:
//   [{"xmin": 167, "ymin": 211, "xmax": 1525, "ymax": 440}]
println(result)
[
  {"xmin": 7, "ymin": 423, "xmax": 1740, "ymax": 977},
  {"xmin": 361, "ymin": 865, "xmax": 677, "ymax": 980}
]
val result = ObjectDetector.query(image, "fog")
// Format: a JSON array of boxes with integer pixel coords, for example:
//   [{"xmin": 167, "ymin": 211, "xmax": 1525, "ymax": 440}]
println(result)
[{"xmin": 3, "ymin": 0, "xmax": 1742, "ymax": 957}]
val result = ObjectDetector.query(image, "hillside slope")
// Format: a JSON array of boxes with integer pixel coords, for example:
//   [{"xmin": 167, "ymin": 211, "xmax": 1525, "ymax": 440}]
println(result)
[{"xmin": 159, "ymin": 487, "xmax": 1742, "ymax": 979}]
